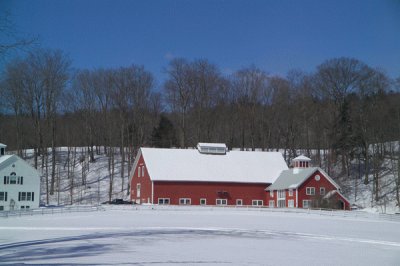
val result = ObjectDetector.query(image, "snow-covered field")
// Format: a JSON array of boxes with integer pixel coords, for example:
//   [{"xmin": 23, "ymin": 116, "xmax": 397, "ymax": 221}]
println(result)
[{"xmin": 0, "ymin": 206, "xmax": 399, "ymax": 265}]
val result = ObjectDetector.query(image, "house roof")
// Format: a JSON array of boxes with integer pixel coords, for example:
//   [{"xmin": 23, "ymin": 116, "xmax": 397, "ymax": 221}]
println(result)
[
  {"xmin": 0, "ymin": 155, "xmax": 14, "ymax": 167},
  {"xmin": 0, "ymin": 143, "xmax": 6, "ymax": 148},
  {"xmin": 0, "ymin": 154, "xmax": 40, "ymax": 175},
  {"xmin": 138, "ymin": 147, "xmax": 288, "ymax": 184},
  {"xmin": 266, "ymin": 167, "xmax": 340, "ymax": 191}
]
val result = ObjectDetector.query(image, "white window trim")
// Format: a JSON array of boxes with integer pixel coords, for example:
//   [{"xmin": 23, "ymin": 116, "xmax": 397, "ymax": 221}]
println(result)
[
  {"xmin": 141, "ymin": 166, "xmax": 145, "ymax": 177},
  {"xmin": 288, "ymin": 189, "xmax": 293, "ymax": 197},
  {"xmin": 288, "ymin": 199, "xmax": 294, "ymax": 208},
  {"xmin": 136, "ymin": 183, "xmax": 141, "ymax": 198},
  {"xmin": 179, "ymin": 198, "xmax": 191, "ymax": 205},
  {"xmin": 270, "ymin": 190, "xmax": 274, "ymax": 197},
  {"xmin": 306, "ymin": 187, "xmax": 315, "ymax": 195},
  {"xmin": 200, "ymin": 198, "xmax": 207, "ymax": 205},
  {"xmin": 269, "ymin": 200, "xmax": 275, "ymax": 208},
  {"xmin": 216, "ymin": 199, "xmax": 227, "ymax": 206},
  {"xmin": 236, "ymin": 199, "xmax": 243, "ymax": 206},
  {"xmin": 158, "ymin": 198, "xmax": 170, "ymax": 205},
  {"xmin": 303, "ymin": 200, "xmax": 311, "ymax": 209},
  {"xmin": 138, "ymin": 166, "xmax": 141, "ymax": 178},
  {"xmin": 252, "ymin": 200, "xmax": 263, "ymax": 206}
]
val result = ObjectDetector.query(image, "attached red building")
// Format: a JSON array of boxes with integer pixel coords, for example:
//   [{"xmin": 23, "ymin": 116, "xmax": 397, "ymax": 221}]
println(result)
[
  {"xmin": 129, "ymin": 143, "xmax": 288, "ymax": 206},
  {"xmin": 130, "ymin": 144, "xmax": 350, "ymax": 210},
  {"xmin": 266, "ymin": 155, "xmax": 351, "ymax": 210}
]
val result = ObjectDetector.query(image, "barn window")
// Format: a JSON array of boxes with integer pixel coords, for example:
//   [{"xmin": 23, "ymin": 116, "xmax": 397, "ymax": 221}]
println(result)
[
  {"xmin": 136, "ymin": 184, "xmax": 141, "ymax": 197},
  {"xmin": 303, "ymin": 200, "xmax": 311, "ymax": 209},
  {"xmin": 320, "ymin": 187, "xmax": 326, "ymax": 195},
  {"xmin": 179, "ymin": 198, "xmax": 191, "ymax": 205},
  {"xmin": 269, "ymin": 200, "xmax": 275, "ymax": 208},
  {"xmin": 288, "ymin": 200, "xmax": 294, "ymax": 208},
  {"xmin": 252, "ymin": 200, "xmax": 263, "ymax": 206},
  {"xmin": 278, "ymin": 190, "xmax": 286, "ymax": 199},
  {"xmin": 306, "ymin": 187, "xmax": 315, "ymax": 195},
  {"xmin": 200, "ymin": 198, "xmax": 207, "ymax": 205},
  {"xmin": 288, "ymin": 189, "xmax": 293, "ymax": 196},
  {"xmin": 158, "ymin": 198, "xmax": 170, "ymax": 205},
  {"xmin": 236, "ymin": 199, "xmax": 243, "ymax": 206},
  {"xmin": 216, "ymin": 199, "xmax": 227, "ymax": 206}
]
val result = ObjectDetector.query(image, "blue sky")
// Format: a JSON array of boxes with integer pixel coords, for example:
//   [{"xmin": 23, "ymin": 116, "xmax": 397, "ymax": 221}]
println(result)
[{"xmin": 2, "ymin": 0, "xmax": 400, "ymax": 84}]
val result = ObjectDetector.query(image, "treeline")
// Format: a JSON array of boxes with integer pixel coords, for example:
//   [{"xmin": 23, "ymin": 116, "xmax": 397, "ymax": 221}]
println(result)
[{"xmin": 0, "ymin": 49, "xmax": 400, "ymax": 207}]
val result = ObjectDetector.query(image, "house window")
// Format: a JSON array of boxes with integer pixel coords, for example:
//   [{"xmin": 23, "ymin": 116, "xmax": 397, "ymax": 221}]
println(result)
[
  {"xmin": 138, "ymin": 166, "xmax": 141, "ymax": 177},
  {"xmin": 141, "ymin": 166, "xmax": 145, "ymax": 177},
  {"xmin": 26, "ymin": 192, "xmax": 32, "ymax": 201},
  {"xmin": 306, "ymin": 187, "xmax": 315, "ymax": 195},
  {"xmin": 0, "ymin": 206, "xmax": 3, "ymax": 211},
  {"xmin": 269, "ymin": 200, "xmax": 275, "ymax": 208},
  {"xmin": 252, "ymin": 200, "xmax": 263, "ymax": 206},
  {"xmin": 320, "ymin": 187, "xmax": 326, "ymax": 195},
  {"xmin": 315, "ymin": 175, "xmax": 320, "ymax": 181},
  {"xmin": 200, "ymin": 198, "xmax": 207, "ymax": 205},
  {"xmin": 236, "ymin": 199, "xmax": 243, "ymax": 206},
  {"xmin": 158, "ymin": 198, "xmax": 170, "ymax": 205},
  {"xmin": 288, "ymin": 199, "xmax": 294, "ymax": 208},
  {"xmin": 0, "ymin": 192, "xmax": 7, "ymax": 201},
  {"xmin": 270, "ymin": 190, "xmax": 274, "ymax": 197},
  {"xmin": 216, "ymin": 199, "xmax": 227, "ymax": 206},
  {"xmin": 288, "ymin": 189, "xmax": 293, "ymax": 197},
  {"xmin": 20, "ymin": 192, "xmax": 26, "ymax": 201},
  {"xmin": 303, "ymin": 200, "xmax": 311, "ymax": 209},
  {"xmin": 179, "ymin": 198, "xmax": 191, "ymax": 205},
  {"xmin": 10, "ymin": 173, "xmax": 17, "ymax": 184}
]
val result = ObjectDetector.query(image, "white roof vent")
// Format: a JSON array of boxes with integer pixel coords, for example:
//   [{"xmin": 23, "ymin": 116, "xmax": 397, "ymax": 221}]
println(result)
[{"xmin": 197, "ymin": 143, "xmax": 227, "ymax": 155}]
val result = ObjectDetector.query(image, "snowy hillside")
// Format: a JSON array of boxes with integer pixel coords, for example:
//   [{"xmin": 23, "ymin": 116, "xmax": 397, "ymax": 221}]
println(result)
[
  {"xmin": 22, "ymin": 147, "xmax": 131, "ymax": 206},
  {"xmin": 12, "ymin": 145, "xmax": 400, "ymax": 213},
  {"xmin": 0, "ymin": 206, "xmax": 399, "ymax": 265}
]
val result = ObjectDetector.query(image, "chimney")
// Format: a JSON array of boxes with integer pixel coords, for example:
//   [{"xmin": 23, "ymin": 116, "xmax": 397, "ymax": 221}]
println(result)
[
  {"xmin": 0, "ymin": 143, "xmax": 6, "ymax": 156},
  {"xmin": 292, "ymin": 155, "xmax": 311, "ymax": 174}
]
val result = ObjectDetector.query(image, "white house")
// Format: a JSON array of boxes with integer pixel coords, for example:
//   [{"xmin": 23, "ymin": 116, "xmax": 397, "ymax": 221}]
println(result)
[{"xmin": 0, "ymin": 143, "xmax": 40, "ymax": 211}]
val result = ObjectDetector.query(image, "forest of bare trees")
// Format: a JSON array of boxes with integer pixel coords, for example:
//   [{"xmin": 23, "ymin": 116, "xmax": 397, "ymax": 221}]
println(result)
[{"xmin": 0, "ymin": 48, "xmax": 399, "ymax": 208}]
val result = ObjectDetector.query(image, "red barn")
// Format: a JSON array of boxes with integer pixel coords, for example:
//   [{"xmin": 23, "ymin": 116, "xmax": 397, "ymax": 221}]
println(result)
[
  {"xmin": 130, "ymin": 144, "xmax": 350, "ymax": 210},
  {"xmin": 266, "ymin": 155, "xmax": 351, "ymax": 210},
  {"xmin": 129, "ymin": 143, "xmax": 288, "ymax": 206}
]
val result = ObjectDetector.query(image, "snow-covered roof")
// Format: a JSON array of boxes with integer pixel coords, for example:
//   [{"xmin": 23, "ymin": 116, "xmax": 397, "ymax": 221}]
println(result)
[
  {"xmin": 292, "ymin": 155, "xmax": 311, "ymax": 161},
  {"xmin": 266, "ymin": 167, "xmax": 340, "ymax": 191},
  {"xmin": 139, "ymin": 148, "xmax": 288, "ymax": 183},
  {"xmin": 0, "ymin": 143, "xmax": 6, "ymax": 148},
  {"xmin": 0, "ymin": 155, "xmax": 15, "ymax": 169}
]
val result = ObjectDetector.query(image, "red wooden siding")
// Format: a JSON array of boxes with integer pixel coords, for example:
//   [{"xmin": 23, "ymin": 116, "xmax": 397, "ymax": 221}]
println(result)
[
  {"xmin": 154, "ymin": 181, "xmax": 268, "ymax": 206},
  {"xmin": 298, "ymin": 170, "xmax": 350, "ymax": 210},
  {"xmin": 130, "ymin": 154, "xmax": 153, "ymax": 204}
]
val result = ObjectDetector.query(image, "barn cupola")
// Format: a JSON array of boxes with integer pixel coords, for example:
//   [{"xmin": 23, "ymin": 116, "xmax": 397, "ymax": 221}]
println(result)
[
  {"xmin": 197, "ymin": 143, "xmax": 227, "ymax": 155},
  {"xmin": 0, "ymin": 143, "xmax": 6, "ymax": 156},
  {"xmin": 292, "ymin": 155, "xmax": 311, "ymax": 174}
]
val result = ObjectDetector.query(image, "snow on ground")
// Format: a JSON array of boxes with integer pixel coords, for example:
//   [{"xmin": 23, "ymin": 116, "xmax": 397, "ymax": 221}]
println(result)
[{"xmin": 0, "ymin": 206, "xmax": 399, "ymax": 265}]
